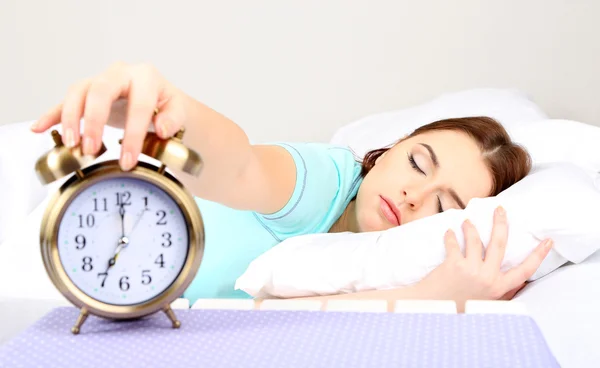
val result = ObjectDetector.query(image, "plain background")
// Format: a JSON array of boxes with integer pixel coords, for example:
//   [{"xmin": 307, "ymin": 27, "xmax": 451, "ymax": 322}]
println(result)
[{"xmin": 2, "ymin": 0, "xmax": 599, "ymax": 143}]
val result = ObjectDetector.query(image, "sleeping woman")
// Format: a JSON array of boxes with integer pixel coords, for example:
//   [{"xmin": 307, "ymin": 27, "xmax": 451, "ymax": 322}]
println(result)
[{"xmin": 30, "ymin": 62, "xmax": 553, "ymax": 312}]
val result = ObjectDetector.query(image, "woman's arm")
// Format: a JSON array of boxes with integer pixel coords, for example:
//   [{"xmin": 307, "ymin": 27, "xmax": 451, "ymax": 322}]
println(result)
[
  {"xmin": 175, "ymin": 94, "xmax": 297, "ymax": 214},
  {"xmin": 32, "ymin": 62, "xmax": 298, "ymax": 215}
]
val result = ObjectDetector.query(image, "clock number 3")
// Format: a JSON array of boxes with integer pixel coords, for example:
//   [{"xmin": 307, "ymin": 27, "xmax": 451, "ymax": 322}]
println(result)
[{"xmin": 161, "ymin": 232, "xmax": 172, "ymax": 247}]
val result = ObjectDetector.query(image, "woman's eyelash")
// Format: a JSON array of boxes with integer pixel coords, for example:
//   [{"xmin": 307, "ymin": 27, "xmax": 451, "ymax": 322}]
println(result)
[
  {"xmin": 407, "ymin": 153, "xmax": 443, "ymax": 213},
  {"xmin": 407, "ymin": 153, "xmax": 425, "ymax": 175}
]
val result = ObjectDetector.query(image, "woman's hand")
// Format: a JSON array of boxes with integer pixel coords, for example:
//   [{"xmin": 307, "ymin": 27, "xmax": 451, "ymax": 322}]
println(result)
[
  {"xmin": 30, "ymin": 62, "xmax": 188, "ymax": 171},
  {"xmin": 417, "ymin": 206, "xmax": 553, "ymax": 312},
  {"xmin": 29, "ymin": 62, "xmax": 298, "ymax": 214}
]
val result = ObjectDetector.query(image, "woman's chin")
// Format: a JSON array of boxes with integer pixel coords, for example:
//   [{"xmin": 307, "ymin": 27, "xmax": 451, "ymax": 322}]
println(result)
[{"xmin": 358, "ymin": 214, "xmax": 395, "ymax": 233}]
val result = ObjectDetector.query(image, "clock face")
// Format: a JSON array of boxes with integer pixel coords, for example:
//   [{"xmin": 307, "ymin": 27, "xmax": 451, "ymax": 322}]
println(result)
[{"xmin": 57, "ymin": 176, "xmax": 190, "ymax": 306}]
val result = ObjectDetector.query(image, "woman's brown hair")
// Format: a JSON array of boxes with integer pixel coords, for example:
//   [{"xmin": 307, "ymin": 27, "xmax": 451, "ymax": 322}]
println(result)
[{"xmin": 360, "ymin": 116, "xmax": 532, "ymax": 196}]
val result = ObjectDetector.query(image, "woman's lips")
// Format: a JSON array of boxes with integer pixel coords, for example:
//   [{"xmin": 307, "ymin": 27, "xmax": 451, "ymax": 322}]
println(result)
[{"xmin": 379, "ymin": 195, "xmax": 401, "ymax": 226}]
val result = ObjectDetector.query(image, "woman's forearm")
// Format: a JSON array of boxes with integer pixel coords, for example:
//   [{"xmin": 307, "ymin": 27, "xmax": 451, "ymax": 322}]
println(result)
[
  {"xmin": 174, "ymin": 93, "xmax": 299, "ymax": 214},
  {"xmin": 176, "ymin": 94, "xmax": 254, "ymax": 202}
]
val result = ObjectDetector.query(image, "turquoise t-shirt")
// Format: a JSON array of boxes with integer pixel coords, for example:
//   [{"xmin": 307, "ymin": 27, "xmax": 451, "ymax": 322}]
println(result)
[{"xmin": 183, "ymin": 142, "xmax": 363, "ymax": 304}]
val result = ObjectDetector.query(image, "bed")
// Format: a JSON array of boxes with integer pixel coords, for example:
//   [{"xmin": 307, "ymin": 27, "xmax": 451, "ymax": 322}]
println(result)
[{"xmin": 1, "ymin": 88, "xmax": 600, "ymax": 367}]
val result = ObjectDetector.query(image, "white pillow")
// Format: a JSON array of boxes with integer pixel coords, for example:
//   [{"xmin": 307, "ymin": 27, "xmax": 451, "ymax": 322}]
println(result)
[
  {"xmin": 0, "ymin": 120, "xmax": 54, "ymax": 244},
  {"xmin": 330, "ymin": 88, "xmax": 548, "ymax": 158},
  {"xmin": 235, "ymin": 163, "xmax": 600, "ymax": 298},
  {"xmin": 510, "ymin": 119, "xmax": 600, "ymax": 180}
]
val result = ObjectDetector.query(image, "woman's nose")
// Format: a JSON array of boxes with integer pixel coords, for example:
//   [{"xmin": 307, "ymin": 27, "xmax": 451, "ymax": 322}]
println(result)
[{"xmin": 404, "ymin": 186, "xmax": 433, "ymax": 210}]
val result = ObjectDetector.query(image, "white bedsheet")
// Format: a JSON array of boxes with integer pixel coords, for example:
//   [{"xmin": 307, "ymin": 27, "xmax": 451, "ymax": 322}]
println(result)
[{"xmin": 512, "ymin": 250, "xmax": 600, "ymax": 367}]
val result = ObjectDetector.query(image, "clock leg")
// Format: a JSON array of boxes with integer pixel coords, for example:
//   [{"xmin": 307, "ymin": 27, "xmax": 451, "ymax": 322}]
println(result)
[
  {"xmin": 163, "ymin": 305, "xmax": 181, "ymax": 329},
  {"xmin": 71, "ymin": 307, "xmax": 89, "ymax": 335}
]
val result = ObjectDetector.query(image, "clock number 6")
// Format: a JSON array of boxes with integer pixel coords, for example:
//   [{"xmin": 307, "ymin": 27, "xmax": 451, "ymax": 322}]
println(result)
[{"xmin": 119, "ymin": 276, "xmax": 130, "ymax": 291}]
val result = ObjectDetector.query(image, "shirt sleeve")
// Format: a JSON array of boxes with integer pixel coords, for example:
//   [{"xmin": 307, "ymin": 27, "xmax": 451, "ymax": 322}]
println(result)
[{"xmin": 254, "ymin": 142, "xmax": 363, "ymax": 241}]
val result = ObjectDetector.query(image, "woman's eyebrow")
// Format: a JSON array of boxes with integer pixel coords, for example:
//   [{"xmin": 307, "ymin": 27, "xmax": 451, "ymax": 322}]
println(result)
[
  {"xmin": 418, "ymin": 143, "xmax": 439, "ymax": 167},
  {"xmin": 418, "ymin": 142, "xmax": 466, "ymax": 209}
]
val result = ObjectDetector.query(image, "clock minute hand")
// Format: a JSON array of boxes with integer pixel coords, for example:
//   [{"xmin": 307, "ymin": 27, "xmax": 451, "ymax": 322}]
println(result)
[{"xmin": 118, "ymin": 202, "xmax": 126, "ymax": 238}]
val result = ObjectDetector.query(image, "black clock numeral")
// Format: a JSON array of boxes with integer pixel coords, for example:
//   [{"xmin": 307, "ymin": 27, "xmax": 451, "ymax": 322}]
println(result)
[
  {"xmin": 93, "ymin": 197, "xmax": 108, "ymax": 212},
  {"xmin": 75, "ymin": 234, "xmax": 86, "ymax": 250},
  {"xmin": 82, "ymin": 257, "xmax": 93, "ymax": 272},
  {"xmin": 119, "ymin": 276, "xmax": 130, "ymax": 291},
  {"xmin": 97, "ymin": 272, "xmax": 108, "ymax": 287},
  {"xmin": 143, "ymin": 196, "xmax": 149, "ymax": 210},
  {"xmin": 141, "ymin": 270, "xmax": 152, "ymax": 285},
  {"xmin": 156, "ymin": 210, "xmax": 167, "ymax": 225},
  {"xmin": 116, "ymin": 191, "xmax": 132, "ymax": 206},
  {"xmin": 161, "ymin": 232, "xmax": 172, "ymax": 248},
  {"xmin": 78, "ymin": 214, "xmax": 95, "ymax": 228},
  {"xmin": 155, "ymin": 254, "xmax": 165, "ymax": 268}
]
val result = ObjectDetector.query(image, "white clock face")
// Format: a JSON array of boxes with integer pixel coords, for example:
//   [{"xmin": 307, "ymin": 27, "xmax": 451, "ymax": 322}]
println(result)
[{"xmin": 57, "ymin": 176, "xmax": 189, "ymax": 306}]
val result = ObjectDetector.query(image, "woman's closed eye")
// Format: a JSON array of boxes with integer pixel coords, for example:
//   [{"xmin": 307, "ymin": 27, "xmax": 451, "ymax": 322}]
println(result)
[
  {"xmin": 408, "ymin": 153, "xmax": 444, "ymax": 213},
  {"xmin": 407, "ymin": 153, "xmax": 426, "ymax": 175}
]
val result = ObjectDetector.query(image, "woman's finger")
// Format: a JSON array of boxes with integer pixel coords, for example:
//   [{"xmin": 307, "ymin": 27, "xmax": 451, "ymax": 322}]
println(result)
[
  {"xmin": 30, "ymin": 102, "xmax": 63, "ymax": 132},
  {"xmin": 83, "ymin": 67, "xmax": 129, "ymax": 155},
  {"xmin": 501, "ymin": 239, "xmax": 553, "ymax": 292},
  {"xmin": 443, "ymin": 229, "xmax": 462, "ymax": 260},
  {"xmin": 463, "ymin": 219, "xmax": 483, "ymax": 264},
  {"xmin": 59, "ymin": 78, "xmax": 92, "ymax": 148},
  {"xmin": 483, "ymin": 206, "xmax": 509, "ymax": 271},
  {"xmin": 120, "ymin": 65, "xmax": 161, "ymax": 171},
  {"xmin": 153, "ymin": 93, "xmax": 185, "ymax": 139}
]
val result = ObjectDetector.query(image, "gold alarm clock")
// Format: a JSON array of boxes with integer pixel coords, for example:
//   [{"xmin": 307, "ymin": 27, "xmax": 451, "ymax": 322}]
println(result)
[{"xmin": 34, "ymin": 128, "xmax": 204, "ymax": 335}]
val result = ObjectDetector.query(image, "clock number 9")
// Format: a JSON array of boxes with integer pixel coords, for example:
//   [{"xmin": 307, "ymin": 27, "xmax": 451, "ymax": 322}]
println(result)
[{"xmin": 75, "ymin": 234, "xmax": 86, "ymax": 250}]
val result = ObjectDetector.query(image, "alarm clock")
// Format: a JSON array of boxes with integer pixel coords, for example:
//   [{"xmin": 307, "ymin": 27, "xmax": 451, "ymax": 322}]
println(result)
[{"xmin": 34, "ymin": 128, "xmax": 205, "ymax": 334}]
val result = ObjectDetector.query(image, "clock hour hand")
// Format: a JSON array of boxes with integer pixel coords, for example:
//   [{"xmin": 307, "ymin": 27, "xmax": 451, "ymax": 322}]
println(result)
[{"xmin": 104, "ymin": 236, "xmax": 129, "ymax": 274}]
